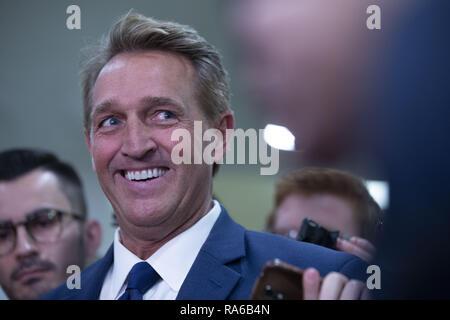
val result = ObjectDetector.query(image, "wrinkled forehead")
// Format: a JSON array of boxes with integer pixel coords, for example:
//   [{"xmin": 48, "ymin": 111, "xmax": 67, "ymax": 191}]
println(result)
[
  {"xmin": 0, "ymin": 170, "xmax": 72, "ymax": 223},
  {"xmin": 89, "ymin": 51, "xmax": 200, "ymax": 123},
  {"xmin": 94, "ymin": 51, "xmax": 196, "ymax": 96}
]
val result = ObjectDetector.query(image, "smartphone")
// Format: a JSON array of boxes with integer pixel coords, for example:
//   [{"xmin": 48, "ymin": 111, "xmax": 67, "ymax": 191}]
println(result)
[{"xmin": 250, "ymin": 259, "xmax": 304, "ymax": 300}]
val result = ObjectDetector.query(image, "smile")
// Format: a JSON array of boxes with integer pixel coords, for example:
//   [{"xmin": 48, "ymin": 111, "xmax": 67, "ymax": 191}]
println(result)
[{"xmin": 123, "ymin": 168, "xmax": 168, "ymax": 181}]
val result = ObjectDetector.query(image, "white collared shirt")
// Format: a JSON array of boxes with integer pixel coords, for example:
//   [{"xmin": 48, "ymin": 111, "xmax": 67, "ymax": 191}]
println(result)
[{"xmin": 99, "ymin": 200, "xmax": 221, "ymax": 300}]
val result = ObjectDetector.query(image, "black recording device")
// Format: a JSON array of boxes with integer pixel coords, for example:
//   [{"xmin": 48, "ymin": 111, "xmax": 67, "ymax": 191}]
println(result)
[{"xmin": 296, "ymin": 218, "xmax": 340, "ymax": 250}]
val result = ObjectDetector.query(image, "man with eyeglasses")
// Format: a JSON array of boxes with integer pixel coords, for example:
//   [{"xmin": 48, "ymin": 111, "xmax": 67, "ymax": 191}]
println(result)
[{"xmin": 0, "ymin": 149, "xmax": 102, "ymax": 299}]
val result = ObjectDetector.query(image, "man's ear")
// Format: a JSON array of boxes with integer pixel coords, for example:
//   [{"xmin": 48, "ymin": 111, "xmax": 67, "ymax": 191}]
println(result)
[
  {"xmin": 83, "ymin": 219, "xmax": 102, "ymax": 261},
  {"xmin": 216, "ymin": 111, "xmax": 234, "ymax": 161},
  {"xmin": 84, "ymin": 129, "xmax": 96, "ymax": 172}
]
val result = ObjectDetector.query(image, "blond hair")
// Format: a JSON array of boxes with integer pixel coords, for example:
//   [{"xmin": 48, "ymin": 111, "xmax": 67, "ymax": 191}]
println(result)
[{"xmin": 81, "ymin": 12, "xmax": 231, "ymax": 133}]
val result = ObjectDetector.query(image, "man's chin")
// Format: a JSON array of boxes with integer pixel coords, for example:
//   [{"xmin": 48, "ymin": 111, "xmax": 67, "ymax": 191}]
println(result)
[
  {"xmin": 121, "ymin": 209, "xmax": 167, "ymax": 228},
  {"xmin": 11, "ymin": 277, "xmax": 59, "ymax": 300},
  {"xmin": 117, "ymin": 198, "xmax": 173, "ymax": 222}
]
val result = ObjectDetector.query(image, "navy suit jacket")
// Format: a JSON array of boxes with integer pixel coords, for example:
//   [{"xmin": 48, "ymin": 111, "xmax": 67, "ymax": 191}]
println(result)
[{"xmin": 41, "ymin": 206, "xmax": 367, "ymax": 299}]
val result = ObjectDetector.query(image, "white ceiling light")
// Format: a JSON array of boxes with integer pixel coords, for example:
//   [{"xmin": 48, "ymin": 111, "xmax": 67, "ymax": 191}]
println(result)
[
  {"xmin": 263, "ymin": 124, "xmax": 296, "ymax": 151},
  {"xmin": 365, "ymin": 180, "xmax": 389, "ymax": 210}
]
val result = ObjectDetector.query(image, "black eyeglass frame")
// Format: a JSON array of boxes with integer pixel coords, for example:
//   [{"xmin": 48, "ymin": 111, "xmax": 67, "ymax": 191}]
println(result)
[{"xmin": 0, "ymin": 208, "xmax": 84, "ymax": 257}]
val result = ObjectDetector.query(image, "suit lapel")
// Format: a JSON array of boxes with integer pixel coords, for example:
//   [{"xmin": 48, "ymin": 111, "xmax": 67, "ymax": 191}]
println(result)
[{"xmin": 176, "ymin": 206, "xmax": 246, "ymax": 300}]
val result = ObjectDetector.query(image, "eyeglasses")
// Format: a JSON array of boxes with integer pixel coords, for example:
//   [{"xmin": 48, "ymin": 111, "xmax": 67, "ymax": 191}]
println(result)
[{"xmin": 0, "ymin": 208, "xmax": 84, "ymax": 257}]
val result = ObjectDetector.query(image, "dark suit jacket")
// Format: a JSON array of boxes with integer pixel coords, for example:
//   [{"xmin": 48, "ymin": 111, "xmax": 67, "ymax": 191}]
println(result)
[{"xmin": 41, "ymin": 205, "xmax": 367, "ymax": 299}]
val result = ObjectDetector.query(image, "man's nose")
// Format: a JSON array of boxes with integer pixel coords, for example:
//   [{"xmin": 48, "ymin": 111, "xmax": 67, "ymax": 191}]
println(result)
[
  {"xmin": 121, "ymin": 118, "xmax": 157, "ymax": 159},
  {"xmin": 14, "ymin": 226, "xmax": 38, "ymax": 258}
]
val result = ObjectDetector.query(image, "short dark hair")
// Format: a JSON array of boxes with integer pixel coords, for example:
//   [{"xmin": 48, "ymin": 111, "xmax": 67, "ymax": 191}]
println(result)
[
  {"xmin": 0, "ymin": 149, "xmax": 87, "ymax": 218},
  {"xmin": 266, "ymin": 167, "xmax": 383, "ymax": 241}
]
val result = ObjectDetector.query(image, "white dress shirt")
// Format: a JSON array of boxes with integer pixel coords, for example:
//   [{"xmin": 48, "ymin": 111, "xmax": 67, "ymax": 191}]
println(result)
[{"xmin": 99, "ymin": 200, "xmax": 221, "ymax": 300}]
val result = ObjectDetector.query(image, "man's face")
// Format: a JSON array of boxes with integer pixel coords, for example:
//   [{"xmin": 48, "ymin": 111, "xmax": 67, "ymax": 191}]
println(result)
[
  {"xmin": 272, "ymin": 193, "xmax": 361, "ymax": 240},
  {"xmin": 87, "ymin": 51, "xmax": 214, "ymax": 242},
  {"xmin": 0, "ymin": 170, "xmax": 85, "ymax": 299}
]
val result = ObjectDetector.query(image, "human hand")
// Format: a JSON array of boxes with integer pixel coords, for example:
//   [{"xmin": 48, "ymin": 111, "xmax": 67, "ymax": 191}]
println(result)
[
  {"xmin": 336, "ymin": 236, "xmax": 376, "ymax": 263},
  {"xmin": 302, "ymin": 268, "xmax": 370, "ymax": 300}
]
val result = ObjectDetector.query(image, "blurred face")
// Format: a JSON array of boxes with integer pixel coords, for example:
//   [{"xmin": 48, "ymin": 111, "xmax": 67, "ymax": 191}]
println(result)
[
  {"xmin": 229, "ymin": 0, "xmax": 366, "ymax": 160},
  {"xmin": 0, "ymin": 170, "xmax": 85, "ymax": 299},
  {"xmin": 272, "ymin": 193, "xmax": 361, "ymax": 240},
  {"xmin": 87, "ymin": 51, "xmax": 215, "ymax": 245}
]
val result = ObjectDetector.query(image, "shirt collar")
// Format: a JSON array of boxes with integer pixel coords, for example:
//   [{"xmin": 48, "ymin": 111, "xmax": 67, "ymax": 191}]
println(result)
[
  {"xmin": 110, "ymin": 200, "xmax": 221, "ymax": 297},
  {"xmin": 110, "ymin": 228, "xmax": 142, "ymax": 297}
]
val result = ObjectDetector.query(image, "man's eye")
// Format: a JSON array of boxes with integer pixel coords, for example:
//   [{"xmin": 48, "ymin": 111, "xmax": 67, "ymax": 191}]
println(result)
[
  {"xmin": 0, "ymin": 233, "xmax": 8, "ymax": 240},
  {"xmin": 31, "ymin": 217, "xmax": 56, "ymax": 229},
  {"xmin": 0, "ymin": 229, "xmax": 13, "ymax": 241},
  {"xmin": 100, "ymin": 117, "xmax": 120, "ymax": 127},
  {"xmin": 156, "ymin": 111, "xmax": 176, "ymax": 121}
]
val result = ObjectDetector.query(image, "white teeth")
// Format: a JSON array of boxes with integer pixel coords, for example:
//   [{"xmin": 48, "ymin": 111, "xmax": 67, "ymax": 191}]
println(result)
[{"xmin": 124, "ymin": 168, "xmax": 168, "ymax": 181}]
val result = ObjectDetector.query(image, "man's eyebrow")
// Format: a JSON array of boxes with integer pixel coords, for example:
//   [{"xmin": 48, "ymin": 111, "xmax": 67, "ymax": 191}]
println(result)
[
  {"xmin": 0, "ymin": 208, "xmax": 56, "ymax": 227},
  {"xmin": 91, "ymin": 96, "xmax": 184, "ymax": 119},
  {"xmin": 25, "ymin": 207, "xmax": 55, "ymax": 218},
  {"xmin": 140, "ymin": 96, "xmax": 184, "ymax": 109},
  {"xmin": 91, "ymin": 100, "xmax": 114, "ymax": 119},
  {"xmin": 0, "ymin": 219, "xmax": 12, "ymax": 227}
]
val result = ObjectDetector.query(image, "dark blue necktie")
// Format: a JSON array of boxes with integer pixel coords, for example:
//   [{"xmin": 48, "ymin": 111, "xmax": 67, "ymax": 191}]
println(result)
[{"xmin": 119, "ymin": 262, "xmax": 160, "ymax": 300}]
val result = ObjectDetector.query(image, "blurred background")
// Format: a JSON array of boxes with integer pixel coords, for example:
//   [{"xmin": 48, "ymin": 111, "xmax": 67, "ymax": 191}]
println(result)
[{"xmin": 2, "ymin": 0, "xmax": 446, "ymax": 299}]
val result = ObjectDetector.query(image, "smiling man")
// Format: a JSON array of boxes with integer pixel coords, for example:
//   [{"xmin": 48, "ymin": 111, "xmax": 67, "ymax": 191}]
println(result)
[
  {"xmin": 42, "ymin": 13, "xmax": 369, "ymax": 300},
  {"xmin": 0, "ymin": 149, "xmax": 101, "ymax": 299},
  {"xmin": 88, "ymin": 50, "xmax": 218, "ymax": 264}
]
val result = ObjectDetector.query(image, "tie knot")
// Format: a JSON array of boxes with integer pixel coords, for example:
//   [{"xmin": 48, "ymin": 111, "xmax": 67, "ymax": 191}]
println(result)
[{"xmin": 127, "ymin": 262, "xmax": 160, "ymax": 294}]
